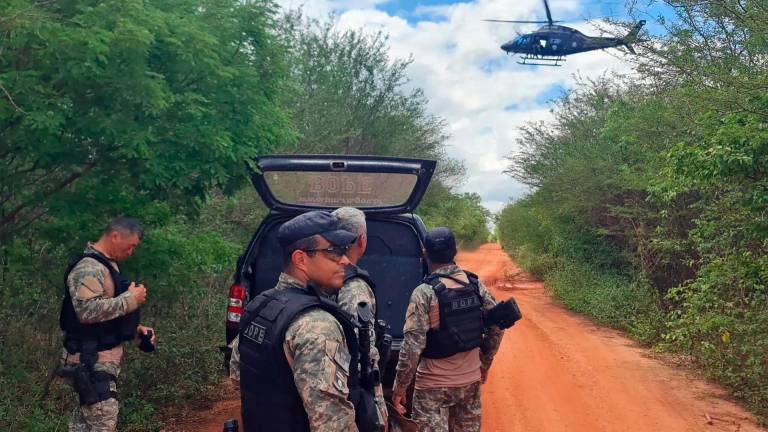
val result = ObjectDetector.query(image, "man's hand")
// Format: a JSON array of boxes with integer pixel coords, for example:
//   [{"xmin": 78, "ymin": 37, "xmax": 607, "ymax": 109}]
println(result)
[
  {"xmin": 128, "ymin": 282, "xmax": 147, "ymax": 305},
  {"xmin": 392, "ymin": 393, "xmax": 407, "ymax": 416},
  {"xmin": 137, "ymin": 325, "xmax": 157, "ymax": 346}
]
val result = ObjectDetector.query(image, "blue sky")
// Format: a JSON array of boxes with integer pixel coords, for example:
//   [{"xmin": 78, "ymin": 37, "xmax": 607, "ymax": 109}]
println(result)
[{"xmin": 276, "ymin": 0, "xmax": 676, "ymax": 213}]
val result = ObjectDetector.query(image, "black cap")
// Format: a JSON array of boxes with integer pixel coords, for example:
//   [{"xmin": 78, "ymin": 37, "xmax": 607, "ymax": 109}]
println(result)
[
  {"xmin": 424, "ymin": 227, "xmax": 457, "ymax": 262},
  {"xmin": 277, "ymin": 211, "xmax": 357, "ymax": 248}
]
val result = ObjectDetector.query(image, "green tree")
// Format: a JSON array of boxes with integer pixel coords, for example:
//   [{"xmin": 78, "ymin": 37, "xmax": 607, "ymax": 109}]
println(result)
[
  {"xmin": 274, "ymin": 11, "xmax": 464, "ymax": 186},
  {"xmin": 418, "ymin": 189, "xmax": 491, "ymax": 247},
  {"xmin": 0, "ymin": 0, "xmax": 292, "ymax": 245}
]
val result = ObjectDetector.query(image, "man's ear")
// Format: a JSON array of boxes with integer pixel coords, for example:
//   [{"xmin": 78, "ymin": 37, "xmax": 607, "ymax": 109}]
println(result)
[
  {"xmin": 358, "ymin": 233, "xmax": 367, "ymax": 251},
  {"xmin": 291, "ymin": 249, "xmax": 308, "ymax": 272}
]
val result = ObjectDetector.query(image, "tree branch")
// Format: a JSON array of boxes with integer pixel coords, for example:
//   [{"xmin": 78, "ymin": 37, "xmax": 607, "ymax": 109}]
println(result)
[{"xmin": 0, "ymin": 81, "xmax": 26, "ymax": 114}]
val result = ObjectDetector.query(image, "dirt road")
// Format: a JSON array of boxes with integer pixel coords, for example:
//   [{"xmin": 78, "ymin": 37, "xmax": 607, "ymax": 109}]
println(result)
[{"xmin": 168, "ymin": 243, "xmax": 765, "ymax": 432}]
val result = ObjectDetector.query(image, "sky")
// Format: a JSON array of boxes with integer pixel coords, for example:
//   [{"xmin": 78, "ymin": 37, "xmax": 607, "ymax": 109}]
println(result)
[{"xmin": 274, "ymin": 0, "xmax": 671, "ymax": 213}]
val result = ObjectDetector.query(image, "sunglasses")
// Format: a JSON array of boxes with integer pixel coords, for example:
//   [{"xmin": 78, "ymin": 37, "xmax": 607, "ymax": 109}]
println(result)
[{"xmin": 302, "ymin": 245, "xmax": 350, "ymax": 262}]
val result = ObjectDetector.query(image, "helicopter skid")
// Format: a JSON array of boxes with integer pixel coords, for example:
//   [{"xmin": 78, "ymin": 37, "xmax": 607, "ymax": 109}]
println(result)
[{"xmin": 517, "ymin": 54, "xmax": 566, "ymax": 66}]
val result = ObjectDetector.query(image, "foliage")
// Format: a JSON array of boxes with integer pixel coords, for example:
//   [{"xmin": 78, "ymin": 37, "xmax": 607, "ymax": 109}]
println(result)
[
  {"xmin": 498, "ymin": 0, "xmax": 768, "ymax": 421},
  {"xmin": 0, "ymin": 0, "xmax": 293, "ymax": 244},
  {"xmin": 418, "ymin": 188, "xmax": 491, "ymax": 248},
  {"xmin": 274, "ymin": 11, "xmax": 465, "ymax": 186}
]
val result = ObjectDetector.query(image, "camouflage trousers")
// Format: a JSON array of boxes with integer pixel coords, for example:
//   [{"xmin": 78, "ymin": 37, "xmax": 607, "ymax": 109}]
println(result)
[
  {"xmin": 412, "ymin": 381, "xmax": 481, "ymax": 432},
  {"xmin": 66, "ymin": 362, "xmax": 121, "ymax": 432}
]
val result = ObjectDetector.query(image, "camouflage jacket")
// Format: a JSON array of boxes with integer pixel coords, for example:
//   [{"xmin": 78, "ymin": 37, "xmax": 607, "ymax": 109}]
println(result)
[
  {"xmin": 392, "ymin": 265, "xmax": 504, "ymax": 397},
  {"xmin": 232, "ymin": 273, "xmax": 358, "ymax": 431},
  {"xmin": 337, "ymin": 265, "xmax": 387, "ymax": 426},
  {"xmin": 62, "ymin": 243, "xmax": 140, "ymax": 368}
]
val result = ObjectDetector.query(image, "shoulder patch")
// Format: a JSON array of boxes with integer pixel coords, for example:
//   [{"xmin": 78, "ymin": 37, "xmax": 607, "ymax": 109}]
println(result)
[
  {"xmin": 326, "ymin": 339, "xmax": 350, "ymax": 374},
  {"xmin": 333, "ymin": 370, "xmax": 347, "ymax": 392}
]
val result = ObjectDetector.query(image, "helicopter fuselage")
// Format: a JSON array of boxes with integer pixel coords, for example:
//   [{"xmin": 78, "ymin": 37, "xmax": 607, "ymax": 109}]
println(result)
[{"xmin": 501, "ymin": 25, "xmax": 625, "ymax": 57}]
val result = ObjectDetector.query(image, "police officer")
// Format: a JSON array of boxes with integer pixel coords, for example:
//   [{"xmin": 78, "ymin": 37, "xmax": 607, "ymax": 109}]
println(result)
[
  {"xmin": 59, "ymin": 217, "xmax": 156, "ymax": 432},
  {"xmin": 391, "ymin": 227, "xmax": 504, "ymax": 432},
  {"xmin": 234, "ymin": 211, "xmax": 383, "ymax": 432},
  {"xmin": 332, "ymin": 207, "xmax": 388, "ymax": 426}
]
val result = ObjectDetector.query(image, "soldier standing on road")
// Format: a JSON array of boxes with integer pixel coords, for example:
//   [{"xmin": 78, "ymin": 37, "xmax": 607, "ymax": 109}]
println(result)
[
  {"xmin": 391, "ymin": 227, "xmax": 505, "ymax": 432},
  {"xmin": 233, "ymin": 211, "xmax": 384, "ymax": 432},
  {"xmin": 332, "ymin": 206, "xmax": 388, "ymax": 426},
  {"xmin": 59, "ymin": 217, "xmax": 156, "ymax": 432}
]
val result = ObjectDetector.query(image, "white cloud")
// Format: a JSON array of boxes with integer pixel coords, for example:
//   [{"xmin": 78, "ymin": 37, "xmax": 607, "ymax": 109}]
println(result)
[{"xmin": 279, "ymin": 1, "xmax": 635, "ymax": 214}]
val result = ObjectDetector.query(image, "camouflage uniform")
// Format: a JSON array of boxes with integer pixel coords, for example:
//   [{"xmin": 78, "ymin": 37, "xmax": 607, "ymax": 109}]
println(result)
[
  {"xmin": 61, "ymin": 244, "xmax": 140, "ymax": 432},
  {"xmin": 411, "ymin": 382, "xmax": 481, "ymax": 432},
  {"xmin": 337, "ymin": 267, "xmax": 388, "ymax": 427},
  {"xmin": 392, "ymin": 265, "xmax": 504, "ymax": 432},
  {"xmin": 232, "ymin": 273, "xmax": 358, "ymax": 431}
]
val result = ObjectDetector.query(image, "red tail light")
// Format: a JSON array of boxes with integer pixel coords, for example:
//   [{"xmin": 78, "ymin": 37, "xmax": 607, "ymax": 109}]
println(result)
[{"xmin": 227, "ymin": 283, "xmax": 246, "ymax": 328}]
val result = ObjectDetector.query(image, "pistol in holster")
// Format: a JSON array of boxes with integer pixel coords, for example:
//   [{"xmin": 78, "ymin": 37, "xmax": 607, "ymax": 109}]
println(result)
[
  {"xmin": 58, "ymin": 342, "xmax": 117, "ymax": 406},
  {"xmin": 57, "ymin": 364, "xmax": 116, "ymax": 406}
]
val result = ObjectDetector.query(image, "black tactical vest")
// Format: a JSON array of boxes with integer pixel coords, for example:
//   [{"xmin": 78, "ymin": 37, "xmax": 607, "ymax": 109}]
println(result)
[
  {"xmin": 421, "ymin": 270, "xmax": 484, "ymax": 359},
  {"xmin": 238, "ymin": 285, "xmax": 381, "ymax": 432},
  {"xmin": 59, "ymin": 252, "xmax": 140, "ymax": 354}
]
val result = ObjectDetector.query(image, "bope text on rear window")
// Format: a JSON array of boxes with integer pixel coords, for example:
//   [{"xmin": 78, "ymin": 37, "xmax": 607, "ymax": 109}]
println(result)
[{"xmin": 265, "ymin": 171, "xmax": 418, "ymax": 208}]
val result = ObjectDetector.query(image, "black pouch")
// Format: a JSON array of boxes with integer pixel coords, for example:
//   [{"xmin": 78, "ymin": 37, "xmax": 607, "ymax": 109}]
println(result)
[{"xmin": 485, "ymin": 298, "xmax": 522, "ymax": 329}]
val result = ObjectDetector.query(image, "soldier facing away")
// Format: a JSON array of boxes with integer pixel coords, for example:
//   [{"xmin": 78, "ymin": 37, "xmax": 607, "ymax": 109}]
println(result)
[
  {"xmin": 59, "ymin": 217, "xmax": 156, "ymax": 432},
  {"xmin": 391, "ymin": 227, "xmax": 505, "ymax": 432},
  {"xmin": 332, "ymin": 206, "xmax": 388, "ymax": 426},
  {"xmin": 232, "ymin": 210, "xmax": 383, "ymax": 432}
]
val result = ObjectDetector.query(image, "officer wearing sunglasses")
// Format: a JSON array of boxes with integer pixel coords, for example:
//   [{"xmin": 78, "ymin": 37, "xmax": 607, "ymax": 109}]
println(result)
[{"xmin": 232, "ymin": 211, "xmax": 384, "ymax": 432}]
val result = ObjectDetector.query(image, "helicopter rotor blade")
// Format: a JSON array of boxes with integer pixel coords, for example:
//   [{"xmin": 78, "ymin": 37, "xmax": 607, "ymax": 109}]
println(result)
[
  {"xmin": 543, "ymin": 0, "xmax": 554, "ymax": 25},
  {"xmin": 483, "ymin": 19, "xmax": 561, "ymax": 24}
]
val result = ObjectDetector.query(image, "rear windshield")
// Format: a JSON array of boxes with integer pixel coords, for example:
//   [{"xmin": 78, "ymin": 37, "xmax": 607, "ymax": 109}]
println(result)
[{"xmin": 264, "ymin": 171, "xmax": 418, "ymax": 208}]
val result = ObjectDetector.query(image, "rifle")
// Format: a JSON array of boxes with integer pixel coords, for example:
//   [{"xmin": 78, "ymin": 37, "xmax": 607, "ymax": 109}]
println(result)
[
  {"xmin": 356, "ymin": 302, "xmax": 380, "ymax": 392},
  {"xmin": 374, "ymin": 319, "xmax": 391, "ymax": 374}
]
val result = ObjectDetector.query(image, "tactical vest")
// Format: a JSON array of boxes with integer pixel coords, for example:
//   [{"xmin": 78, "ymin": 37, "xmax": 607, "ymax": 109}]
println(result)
[
  {"xmin": 59, "ymin": 252, "xmax": 140, "ymax": 354},
  {"xmin": 421, "ymin": 271, "xmax": 484, "ymax": 359},
  {"xmin": 344, "ymin": 265, "xmax": 378, "ymax": 315},
  {"xmin": 238, "ymin": 286, "xmax": 381, "ymax": 432}
]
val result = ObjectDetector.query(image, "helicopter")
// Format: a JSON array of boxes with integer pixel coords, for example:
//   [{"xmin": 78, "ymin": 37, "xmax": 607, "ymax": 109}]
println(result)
[{"xmin": 485, "ymin": 0, "xmax": 645, "ymax": 66}]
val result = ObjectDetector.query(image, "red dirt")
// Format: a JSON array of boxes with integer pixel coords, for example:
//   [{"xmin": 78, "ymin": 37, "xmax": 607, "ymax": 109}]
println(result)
[{"xmin": 165, "ymin": 243, "xmax": 766, "ymax": 432}]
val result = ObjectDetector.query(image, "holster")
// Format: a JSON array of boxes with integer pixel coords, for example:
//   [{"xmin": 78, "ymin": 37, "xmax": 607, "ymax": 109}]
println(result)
[{"xmin": 68, "ymin": 339, "xmax": 118, "ymax": 406}]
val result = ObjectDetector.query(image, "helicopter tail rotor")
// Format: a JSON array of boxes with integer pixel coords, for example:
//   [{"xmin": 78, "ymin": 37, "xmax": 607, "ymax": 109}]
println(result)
[
  {"xmin": 620, "ymin": 20, "xmax": 646, "ymax": 55},
  {"xmin": 623, "ymin": 20, "xmax": 646, "ymax": 43}
]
